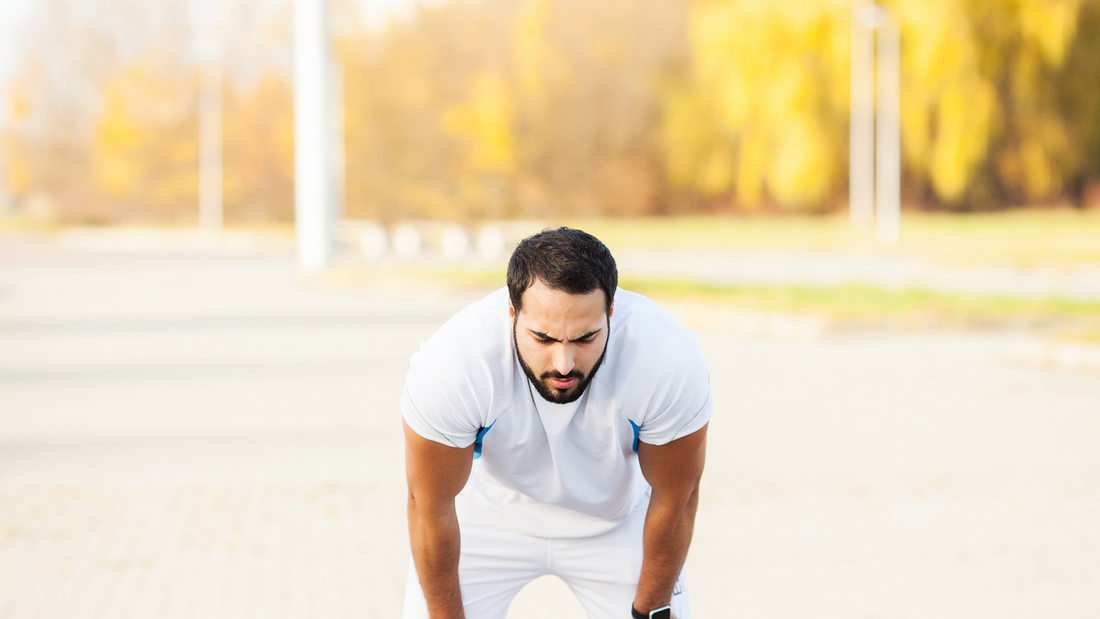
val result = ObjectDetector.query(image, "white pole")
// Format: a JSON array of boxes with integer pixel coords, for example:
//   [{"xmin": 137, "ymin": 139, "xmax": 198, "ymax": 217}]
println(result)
[
  {"xmin": 330, "ymin": 49, "xmax": 345, "ymax": 226},
  {"xmin": 294, "ymin": 0, "xmax": 335, "ymax": 271},
  {"xmin": 199, "ymin": 61, "xmax": 223, "ymax": 231},
  {"xmin": 850, "ymin": 0, "xmax": 875, "ymax": 231},
  {"xmin": 0, "ymin": 149, "xmax": 9, "ymax": 215},
  {"xmin": 0, "ymin": 119, "xmax": 9, "ymax": 214},
  {"xmin": 875, "ymin": 15, "xmax": 900, "ymax": 246}
]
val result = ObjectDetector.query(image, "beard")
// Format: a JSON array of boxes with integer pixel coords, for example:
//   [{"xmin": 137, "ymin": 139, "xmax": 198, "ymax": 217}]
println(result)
[{"xmin": 514, "ymin": 326, "xmax": 608, "ymax": 405}]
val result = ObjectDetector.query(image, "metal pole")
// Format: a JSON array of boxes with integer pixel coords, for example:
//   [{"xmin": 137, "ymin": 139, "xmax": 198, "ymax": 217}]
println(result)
[
  {"xmin": 294, "ymin": 0, "xmax": 335, "ymax": 271},
  {"xmin": 875, "ymin": 16, "xmax": 900, "ymax": 246},
  {"xmin": 199, "ymin": 61, "xmax": 223, "ymax": 231},
  {"xmin": 850, "ymin": 0, "xmax": 875, "ymax": 231}
]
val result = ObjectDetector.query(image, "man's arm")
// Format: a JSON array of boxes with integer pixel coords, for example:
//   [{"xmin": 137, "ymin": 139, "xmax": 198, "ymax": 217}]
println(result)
[
  {"xmin": 633, "ymin": 422, "xmax": 708, "ymax": 616},
  {"xmin": 404, "ymin": 419, "xmax": 475, "ymax": 619}
]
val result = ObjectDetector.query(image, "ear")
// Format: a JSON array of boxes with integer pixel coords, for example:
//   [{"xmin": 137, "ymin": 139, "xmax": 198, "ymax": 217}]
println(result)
[
  {"xmin": 608, "ymin": 301, "xmax": 614, "ymax": 320},
  {"xmin": 508, "ymin": 298, "xmax": 515, "ymax": 319}
]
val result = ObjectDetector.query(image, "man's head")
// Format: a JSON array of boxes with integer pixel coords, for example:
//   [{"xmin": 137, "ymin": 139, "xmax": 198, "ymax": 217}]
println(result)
[{"xmin": 506, "ymin": 228, "xmax": 618, "ymax": 404}]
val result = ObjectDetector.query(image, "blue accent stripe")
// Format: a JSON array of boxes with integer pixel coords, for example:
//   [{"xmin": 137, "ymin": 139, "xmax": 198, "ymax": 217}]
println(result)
[
  {"xmin": 473, "ymin": 420, "xmax": 496, "ymax": 460},
  {"xmin": 629, "ymin": 420, "xmax": 641, "ymax": 454}
]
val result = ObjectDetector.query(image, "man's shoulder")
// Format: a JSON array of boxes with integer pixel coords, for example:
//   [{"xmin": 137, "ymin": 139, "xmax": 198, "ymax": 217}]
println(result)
[
  {"xmin": 610, "ymin": 288, "xmax": 697, "ymax": 354},
  {"xmin": 603, "ymin": 288, "xmax": 713, "ymax": 440},
  {"xmin": 411, "ymin": 287, "xmax": 512, "ymax": 376},
  {"xmin": 403, "ymin": 288, "xmax": 512, "ymax": 444},
  {"xmin": 603, "ymin": 288, "xmax": 708, "ymax": 394}
]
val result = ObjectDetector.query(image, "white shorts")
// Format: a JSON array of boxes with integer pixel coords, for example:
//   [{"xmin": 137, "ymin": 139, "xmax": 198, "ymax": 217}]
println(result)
[{"xmin": 403, "ymin": 493, "xmax": 691, "ymax": 619}]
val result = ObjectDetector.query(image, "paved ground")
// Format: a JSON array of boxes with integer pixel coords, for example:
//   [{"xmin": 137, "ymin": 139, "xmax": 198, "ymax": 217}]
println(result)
[{"xmin": 1, "ymin": 235, "xmax": 1098, "ymax": 618}]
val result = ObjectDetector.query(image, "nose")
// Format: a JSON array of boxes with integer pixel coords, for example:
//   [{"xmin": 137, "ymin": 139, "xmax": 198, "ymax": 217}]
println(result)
[{"xmin": 552, "ymin": 344, "xmax": 576, "ymax": 376}]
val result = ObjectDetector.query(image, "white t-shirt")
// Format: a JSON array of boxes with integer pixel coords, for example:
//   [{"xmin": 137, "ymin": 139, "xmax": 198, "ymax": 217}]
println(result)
[{"xmin": 401, "ymin": 287, "xmax": 713, "ymax": 538}]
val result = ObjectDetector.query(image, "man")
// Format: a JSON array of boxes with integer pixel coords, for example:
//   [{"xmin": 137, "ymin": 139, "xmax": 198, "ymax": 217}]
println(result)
[{"xmin": 402, "ymin": 228, "xmax": 711, "ymax": 619}]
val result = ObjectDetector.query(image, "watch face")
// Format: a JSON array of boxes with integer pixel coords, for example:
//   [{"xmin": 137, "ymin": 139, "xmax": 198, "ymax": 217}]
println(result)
[{"xmin": 651, "ymin": 607, "xmax": 672, "ymax": 619}]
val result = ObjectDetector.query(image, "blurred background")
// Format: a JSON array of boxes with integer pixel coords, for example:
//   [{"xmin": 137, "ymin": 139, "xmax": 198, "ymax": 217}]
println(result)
[
  {"xmin": 4, "ymin": 0, "xmax": 1100, "ymax": 221},
  {"xmin": 0, "ymin": 0, "xmax": 1098, "ymax": 617}
]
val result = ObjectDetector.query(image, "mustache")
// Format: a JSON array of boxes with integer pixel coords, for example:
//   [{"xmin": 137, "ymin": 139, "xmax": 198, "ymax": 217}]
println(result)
[{"xmin": 540, "ymin": 369, "xmax": 584, "ymax": 381}]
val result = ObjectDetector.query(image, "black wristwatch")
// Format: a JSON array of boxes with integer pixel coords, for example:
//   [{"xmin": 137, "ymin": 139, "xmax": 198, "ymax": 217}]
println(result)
[{"xmin": 631, "ymin": 604, "xmax": 671, "ymax": 619}]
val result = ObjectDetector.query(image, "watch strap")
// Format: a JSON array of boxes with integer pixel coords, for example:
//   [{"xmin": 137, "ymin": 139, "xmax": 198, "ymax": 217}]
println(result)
[{"xmin": 631, "ymin": 604, "xmax": 672, "ymax": 619}]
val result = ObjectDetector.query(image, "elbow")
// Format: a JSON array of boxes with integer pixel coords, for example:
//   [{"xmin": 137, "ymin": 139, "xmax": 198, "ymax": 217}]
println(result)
[
  {"xmin": 677, "ymin": 477, "xmax": 702, "ymax": 515},
  {"xmin": 650, "ymin": 476, "xmax": 702, "ymax": 517},
  {"xmin": 406, "ymin": 487, "xmax": 456, "ymax": 526},
  {"xmin": 407, "ymin": 488, "xmax": 435, "ymax": 522},
  {"xmin": 684, "ymin": 479, "xmax": 701, "ymax": 518}
]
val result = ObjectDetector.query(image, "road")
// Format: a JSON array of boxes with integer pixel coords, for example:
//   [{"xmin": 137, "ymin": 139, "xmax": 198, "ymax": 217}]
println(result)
[{"xmin": 1, "ymin": 235, "xmax": 1097, "ymax": 618}]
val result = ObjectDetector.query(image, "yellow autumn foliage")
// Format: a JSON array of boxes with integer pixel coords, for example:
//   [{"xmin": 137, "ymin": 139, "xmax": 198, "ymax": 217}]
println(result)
[
  {"xmin": 667, "ymin": 0, "xmax": 1099, "ymax": 210},
  {"xmin": 443, "ymin": 70, "xmax": 516, "ymax": 175},
  {"xmin": 4, "ymin": 0, "xmax": 1100, "ymax": 221},
  {"xmin": 1019, "ymin": 0, "xmax": 1082, "ymax": 65},
  {"xmin": 664, "ymin": 0, "xmax": 849, "ymax": 210},
  {"xmin": 92, "ymin": 61, "xmax": 198, "ymax": 213}
]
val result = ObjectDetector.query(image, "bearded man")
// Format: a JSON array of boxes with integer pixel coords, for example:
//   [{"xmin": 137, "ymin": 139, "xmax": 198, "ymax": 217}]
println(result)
[{"xmin": 402, "ymin": 227, "xmax": 712, "ymax": 619}]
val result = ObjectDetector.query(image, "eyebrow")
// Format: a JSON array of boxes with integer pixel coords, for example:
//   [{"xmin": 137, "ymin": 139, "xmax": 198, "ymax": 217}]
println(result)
[{"xmin": 528, "ymin": 329, "xmax": 602, "ymax": 343}]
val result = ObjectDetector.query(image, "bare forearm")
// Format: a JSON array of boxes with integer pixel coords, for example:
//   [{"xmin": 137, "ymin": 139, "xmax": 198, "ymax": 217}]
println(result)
[
  {"xmin": 633, "ymin": 487, "xmax": 699, "ymax": 613},
  {"xmin": 408, "ymin": 498, "xmax": 465, "ymax": 619}
]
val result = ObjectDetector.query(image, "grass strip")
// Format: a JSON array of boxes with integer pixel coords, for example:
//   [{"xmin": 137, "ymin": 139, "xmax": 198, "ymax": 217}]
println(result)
[
  {"xmin": 620, "ymin": 277, "xmax": 1100, "ymax": 335},
  {"xmin": 574, "ymin": 210, "xmax": 1100, "ymax": 267}
]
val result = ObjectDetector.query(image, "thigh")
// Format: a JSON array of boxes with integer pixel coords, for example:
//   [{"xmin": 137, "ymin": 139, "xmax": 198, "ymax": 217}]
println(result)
[
  {"xmin": 403, "ymin": 495, "xmax": 548, "ymax": 619},
  {"xmin": 551, "ymin": 506, "xmax": 692, "ymax": 619}
]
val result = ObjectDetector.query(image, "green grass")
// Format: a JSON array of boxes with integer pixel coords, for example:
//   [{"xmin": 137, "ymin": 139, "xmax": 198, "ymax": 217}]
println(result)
[
  {"xmin": 569, "ymin": 209, "xmax": 1100, "ymax": 268},
  {"xmin": 620, "ymin": 277, "xmax": 1100, "ymax": 336}
]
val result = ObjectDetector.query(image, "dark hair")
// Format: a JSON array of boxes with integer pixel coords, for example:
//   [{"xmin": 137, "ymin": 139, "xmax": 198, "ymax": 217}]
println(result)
[{"xmin": 507, "ymin": 227, "xmax": 617, "ymax": 314}]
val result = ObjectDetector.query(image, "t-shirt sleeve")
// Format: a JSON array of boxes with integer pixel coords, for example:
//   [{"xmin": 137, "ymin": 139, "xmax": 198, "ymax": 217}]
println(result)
[
  {"xmin": 612, "ymin": 294, "xmax": 714, "ymax": 447},
  {"xmin": 401, "ymin": 305, "xmax": 501, "ymax": 449},
  {"xmin": 635, "ymin": 332, "xmax": 713, "ymax": 446}
]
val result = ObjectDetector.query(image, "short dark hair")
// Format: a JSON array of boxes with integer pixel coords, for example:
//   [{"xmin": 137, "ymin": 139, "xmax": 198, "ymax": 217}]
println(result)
[{"xmin": 507, "ymin": 227, "xmax": 618, "ymax": 314}]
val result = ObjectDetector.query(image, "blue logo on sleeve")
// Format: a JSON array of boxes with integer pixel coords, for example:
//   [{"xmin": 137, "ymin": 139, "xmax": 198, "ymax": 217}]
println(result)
[
  {"xmin": 473, "ymin": 420, "xmax": 497, "ymax": 459},
  {"xmin": 629, "ymin": 420, "xmax": 641, "ymax": 454}
]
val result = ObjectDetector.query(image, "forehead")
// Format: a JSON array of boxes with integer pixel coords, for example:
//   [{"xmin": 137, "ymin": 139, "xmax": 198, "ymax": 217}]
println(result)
[{"xmin": 516, "ymin": 280, "xmax": 606, "ymax": 324}]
